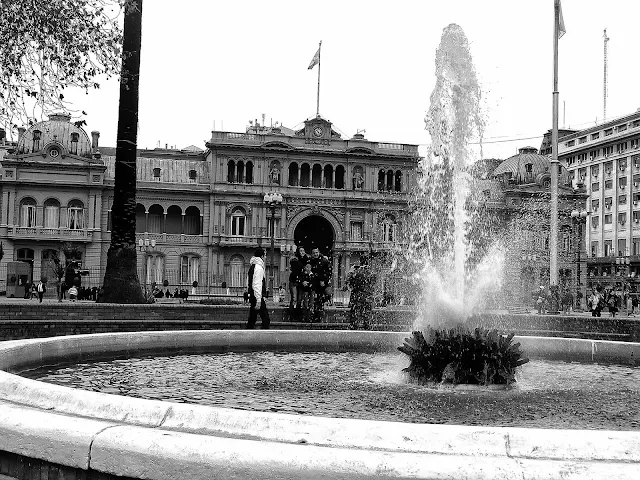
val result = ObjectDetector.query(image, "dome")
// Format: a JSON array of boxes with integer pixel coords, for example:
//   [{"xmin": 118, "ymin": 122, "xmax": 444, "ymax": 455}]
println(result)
[
  {"xmin": 493, "ymin": 147, "xmax": 568, "ymax": 185},
  {"xmin": 15, "ymin": 113, "xmax": 93, "ymax": 158}
]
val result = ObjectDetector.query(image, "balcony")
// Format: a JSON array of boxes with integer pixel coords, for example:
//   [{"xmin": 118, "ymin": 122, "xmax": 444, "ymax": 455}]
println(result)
[
  {"xmin": 135, "ymin": 233, "xmax": 204, "ymax": 244},
  {"xmin": 6, "ymin": 226, "xmax": 93, "ymax": 242}
]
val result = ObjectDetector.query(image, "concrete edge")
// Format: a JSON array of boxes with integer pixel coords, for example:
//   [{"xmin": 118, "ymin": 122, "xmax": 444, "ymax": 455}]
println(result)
[{"xmin": 1, "ymin": 331, "xmax": 640, "ymax": 478}]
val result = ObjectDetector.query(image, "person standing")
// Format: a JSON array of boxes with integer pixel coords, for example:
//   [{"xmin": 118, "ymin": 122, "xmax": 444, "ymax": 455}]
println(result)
[
  {"xmin": 36, "ymin": 280, "xmax": 46, "ymax": 303},
  {"xmin": 309, "ymin": 247, "xmax": 330, "ymax": 321},
  {"xmin": 246, "ymin": 248, "xmax": 270, "ymax": 329}
]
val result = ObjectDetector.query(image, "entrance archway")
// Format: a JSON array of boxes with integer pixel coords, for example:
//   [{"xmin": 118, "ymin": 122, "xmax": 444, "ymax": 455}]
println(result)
[{"xmin": 294, "ymin": 215, "xmax": 334, "ymax": 256}]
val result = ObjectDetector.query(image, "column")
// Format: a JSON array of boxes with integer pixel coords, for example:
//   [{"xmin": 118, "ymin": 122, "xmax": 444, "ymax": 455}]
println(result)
[
  {"xmin": 331, "ymin": 169, "xmax": 336, "ymax": 189},
  {"xmin": 297, "ymin": 167, "xmax": 301, "ymax": 187},
  {"xmin": 181, "ymin": 213, "xmax": 185, "ymax": 235},
  {"xmin": 8, "ymin": 188, "xmax": 15, "ymax": 226},
  {"xmin": 208, "ymin": 196, "xmax": 215, "ymax": 242},
  {"xmin": 144, "ymin": 210, "xmax": 149, "ymax": 233},
  {"xmin": 333, "ymin": 254, "xmax": 339, "ymax": 290},
  {"xmin": 87, "ymin": 194, "xmax": 95, "ymax": 229},
  {"xmin": 1, "ymin": 191, "xmax": 8, "ymax": 225}
]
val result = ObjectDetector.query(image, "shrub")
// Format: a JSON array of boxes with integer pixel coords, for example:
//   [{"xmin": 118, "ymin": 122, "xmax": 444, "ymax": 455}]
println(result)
[{"xmin": 398, "ymin": 326, "xmax": 529, "ymax": 386}]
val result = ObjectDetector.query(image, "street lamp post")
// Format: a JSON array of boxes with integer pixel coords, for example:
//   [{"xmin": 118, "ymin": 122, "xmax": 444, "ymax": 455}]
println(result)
[
  {"xmin": 570, "ymin": 209, "xmax": 588, "ymax": 310},
  {"xmin": 263, "ymin": 192, "xmax": 283, "ymax": 298}
]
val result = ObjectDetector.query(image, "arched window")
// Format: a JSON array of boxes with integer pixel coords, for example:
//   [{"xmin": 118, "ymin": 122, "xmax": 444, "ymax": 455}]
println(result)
[
  {"xmin": 335, "ymin": 165, "xmax": 345, "ymax": 190},
  {"xmin": 146, "ymin": 254, "xmax": 165, "ymax": 285},
  {"xmin": 386, "ymin": 170, "xmax": 394, "ymax": 191},
  {"xmin": 135, "ymin": 203, "xmax": 146, "ymax": 233},
  {"xmin": 382, "ymin": 215, "xmax": 396, "ymax": 242},
  {"xmin": 246, "ymin": 161, "xmax": 253, "ymax": 184},
  {"xmin": 70, "ymin": 133, "xmax": 79, "ymax": 155},
  {"xmin": 41, "ymin": 249, "xmax": 58, "ymax": 283},
  {"xmin": 231, "ymin": 207, "xmax": 246, "ymax": 236},
  {"xmin": 227, "ymin": 160, "xmax": 236, "ymax": 183},
  {"xmin": 395, "ymin": 170, "xmax": 402, "ymax": 192},
  {"xmin": 237, "ymin": 161, "xmax": 245, "ymax": 184},
  {"xmin": 188, "ymin": 170, "xmax": 197, "ymax": 182},
  {"xmin": 153, "ymin": 168, "xmax": 161, "ymax": 180},
  {"xmin": 352, "ymin": 166, "xmax": 364, "ymax": 190},
  {"xmin": 312, "ymin": 164, "xmax": 322, "ymax": 188},
  {"xmin": 147, "ymin": 204, "xmax": 164, "ymax": 233},
  {"xmin": 300, "ymin": 163, "xmax": 311, "ymax": 187},
  {"xmin": 32, "ymin": 130, "xmax": 42, "ymax": 151},
  {"xmin": 166, "ymin": 205, "xmax": 182, "ymax": 234},
  {"xmin": 180, "ymin": 254, "xmax": 200, "ymax": 285},
  {"xmin": 67, "ymin": 200, "xmax": 85, "ymax": 230},
  {"xmin": 288, "ymin": 162, "xmax": 299, "ymax": 186},
  {"xmin": 20, "ymin": 197, "xmax": 37, "ymax": 228},
  {"xmin": 323, "ymin": 165, "xmax": 333, "ymax": 188},
  {"xmin": 230, "ymin": 254, "xmax": 245, "ymax": 288},
  {"xmin": 43, "ymin": 198, "xmax": 60, "ymax": 229},
  {"xmin": 378, "ymin": 170, "xmax": 386, "ymax": 191},
  {"xmin": 184, "ymin": 206, "xmax": 201, "ymax": 235}
]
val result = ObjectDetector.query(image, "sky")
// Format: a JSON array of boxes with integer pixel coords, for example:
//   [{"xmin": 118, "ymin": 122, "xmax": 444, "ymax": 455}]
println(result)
[{"xmin": 61, "ymin": 0, "xmax": 640, "ymax": 161}]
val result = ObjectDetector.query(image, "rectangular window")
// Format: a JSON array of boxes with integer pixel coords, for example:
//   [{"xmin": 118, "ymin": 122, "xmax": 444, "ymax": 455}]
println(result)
[
  {"xmin": 604, "ymin": 214, "xmax": 612, "ymax": 224},
  {"xmin": 591, "ymin": 165, "xmax": 600, "ymax": 176},
  {"xmin": 566, "ymin": 140, "xmax": 575, "ymax": 147},
  {"xmin": 577, "ymin": 153, "xmax": 587, "ymax": 163},
  {"xmin": 634, "ymin": 120, "xmax": 640, "ymax": 128},
  {"xmin": 591, "ymin": 241, "xmax": 599, "ymax": 257},
  {"xmin": 620, "ymin": 159, "xmax": 628, "ymax": 170},
  {"xmin": 231, "ymin": 215, "xmax": 245, "ymax": 236},
  {"xmin": 591, "ymin": 216, "xmax": 599, "ymax": 228},
  {"xmin": 605, "ymin": 197, "xmax": 613, "ymax": 208},
  {"xmin": 21, "ymin": 205, "xmax": 36, "ymax": 227},
  {"xmin": 619, "ymin": 195, "xmax": 627, "ymax": 204},
  {"xmin": 604, "ymin": 145, "xmax": 614, "ymax": 156},
  {"xmin": 350, "ymin": 222, "xmax": 363, "ymax": 241},
  {"xmin": 634, "ymin": 155, "xmax": 640, "ymax": 169},
  {"xmin": 618, "ymin": 124, "xmax": 628, "ymax": 133},
  {"xmin": 632, "ymin": 139, "xmax": 640, "ymax": 149},
  {"xmin": 592, "ymin": 199, "xmax": 600, "ymax": 210},
  {"xmin": 605, "ymin": 128, "xmax": 613, "ymax": 136},
  {"xmin": 634, "ymin": 238, "xmax": 640, "ymax": 255},
  {"xmin": 618, "ymin": 213, "xmax": 627, "ymax": 226},
  {"xmin": 592, "ymin": 182, "xmax": 600, "ymax": 191},
  {"xmin": 618, "ymin": 239, "xmax": 627, "ymax": 256},
  {"xmin": 604, "ymin": 240, "xmax": 613, "ymax": 256},
  {"xmin": 67, "ymin": 208, "xmax": 84, "ymax": 230},
  {"xmin": 620, "ymin": 177, "xmax": 628, "ymax": 189},
  {"xmin": 634, "ymin": 193, "xmax": 640, "ymax": 204},
  {"xmin": 589, "ymin": 149, "xmax": 599, "ymax": 160},
  {"xmin": 591, "ymin": 132, "xmax": 600, "ymax": 140},
  {"xmin": 383, "ymin": 222, "xmax": 395, "ymax": 242},
  {"xmin": 578, "ymin": 167, "xmax": 587, "ymax": 179},
  {"xmin": 635, "ymin": 212, "xmax": 640, "ymax": 223},
  {"xmin": 617, "ymin": 142, "xmax": 628, "ymax": 153},
  {"xmin": 146, "ymin": 255, "xmax": 164, "ymax": 285},
  {"xmin": 180, "ymin": 256, "xmax": 200, "ymax": 284},
  {"xmin": 579, "ymin": 136, "xmax": 587, "ymax": 144},
  {"xmin": 43, "ymin": 206, "xmax": 59, "ymax": 228},
  {"xmin": 605, "ymin": 180, "xmax": 613, "ymax": 189},
  {"xmin": 605, "ymin": 161, "xmax": 613, "ymax": 174}
]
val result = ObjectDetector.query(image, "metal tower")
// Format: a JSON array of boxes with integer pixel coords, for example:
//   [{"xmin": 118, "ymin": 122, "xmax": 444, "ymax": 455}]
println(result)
[{"xmin": 603, "ymin": 28, "xmax": 609, "ymax": 122}]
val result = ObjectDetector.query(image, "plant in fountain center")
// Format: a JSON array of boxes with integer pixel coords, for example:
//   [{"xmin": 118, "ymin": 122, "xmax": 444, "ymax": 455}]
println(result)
[{"xmin": 398, "ymin": 327, "xmax": 529, "ymax": 386}]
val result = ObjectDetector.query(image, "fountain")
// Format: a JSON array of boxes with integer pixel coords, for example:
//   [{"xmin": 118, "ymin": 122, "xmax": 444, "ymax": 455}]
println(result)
[{"xmin": 1, "ymin": 24, "xmax": 640, "ymax": 480}]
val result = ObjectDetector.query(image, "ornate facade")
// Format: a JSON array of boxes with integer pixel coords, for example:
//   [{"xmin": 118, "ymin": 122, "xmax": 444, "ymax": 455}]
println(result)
[{"xmin": 0, "ymin": 114, "xmax": 420, "ymax": 296}]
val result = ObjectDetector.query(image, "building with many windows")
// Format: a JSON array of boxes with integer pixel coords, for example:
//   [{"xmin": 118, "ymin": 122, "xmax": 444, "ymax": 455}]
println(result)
[
  {"xmin": 0, "ymin": 114, "xmax": 420, "ymax": 297},
  {"xmin": 559, "ymin": 109, "xmax": 640, "ymax": 294}
]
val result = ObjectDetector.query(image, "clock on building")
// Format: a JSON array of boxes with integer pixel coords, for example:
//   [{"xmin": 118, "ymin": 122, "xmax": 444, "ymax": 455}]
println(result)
[{"xmin": 313, "ymin": 126, "xmax": 324, "ymax": 137}]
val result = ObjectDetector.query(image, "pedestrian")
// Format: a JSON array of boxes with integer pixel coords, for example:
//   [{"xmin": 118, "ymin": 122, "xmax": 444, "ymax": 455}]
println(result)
[
  {"xmin": 633, "ymin": 296, "xmax": 639, "ymax": 315},
  {"xmin": 536, "ymin": 286, "xmax": 545, "ymax": 315},
  {"xmin": 36, "ymin": 280, "xmax": 46, "ymax": 303},
  {"xmin": 243, "ymin": 290, "xmax": 249, "ymax": 303},
  {"xmin": 295, "ymin": 246, "xmax": 310, "ymax": 310},
  {"xmin": 297, "ymin": 262, "xmax": 315, "ymax": 322},
  {"xmin": 68, "ymin": 285, "xmax": 78, "ymax": 302},
  {"xmin": 246, "ymin": 247, "xmax": 270, "ymax": 329},
  {"xmin": 23, "ymin": 280, "xmax": 31, "ymax": 299},
  {"xmin": 309, "ymin": 247, "xmax": 330, "ymax": 321},
  {"xmin": 608, "ymin": 293, "xmax": 618, "ymax": 318},
  {"xmin": 627, "ymin": 295, "xmax": 634, "ymax": 317},
  {"xmin": 289, "ymin": 256, "xmax": 301, "ymax": 311}
]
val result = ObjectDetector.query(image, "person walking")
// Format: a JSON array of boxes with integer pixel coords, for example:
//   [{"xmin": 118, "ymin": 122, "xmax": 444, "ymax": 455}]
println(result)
[
  {"xmin": 36, "ymin": 280, "xmax": 46, "ymax": 303},
  {"xmin": 297, "ymin": 262, "xmax": 315, "ymax": 322},
  {"xmin": 246, "ymin": 248, "xmax": 270, "ymax": 330}
]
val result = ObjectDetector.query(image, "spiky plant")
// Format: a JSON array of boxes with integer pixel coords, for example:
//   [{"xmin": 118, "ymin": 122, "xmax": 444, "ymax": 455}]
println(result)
[{"xmin": 398, "ymin": 327, "xmax": 529, "ymax": 386}]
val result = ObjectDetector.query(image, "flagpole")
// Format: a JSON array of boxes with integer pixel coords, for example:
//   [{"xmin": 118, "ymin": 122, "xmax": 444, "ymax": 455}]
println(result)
[
  {"xmin": 316, "ymin": 41, "xmax": 322, "ymax": 117},
  {"xmin": 550, "ymin": 0, "xmax": 560, "ymax": 295}
]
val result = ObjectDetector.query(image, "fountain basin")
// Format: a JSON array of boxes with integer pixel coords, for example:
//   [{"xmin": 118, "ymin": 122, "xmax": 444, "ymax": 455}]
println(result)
[{"xmin": 1, "ymin": 330, "xmax": 640, "ymax": 479}]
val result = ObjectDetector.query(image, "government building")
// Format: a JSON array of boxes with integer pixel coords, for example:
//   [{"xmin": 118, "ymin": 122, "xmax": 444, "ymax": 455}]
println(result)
[
  {"xmin": 0, "ymin": 114, "xmax": 421, "ymax": 298},
  {"xmin": 559, "ymin": 109, "xmax": 640, "ymax": 296}
]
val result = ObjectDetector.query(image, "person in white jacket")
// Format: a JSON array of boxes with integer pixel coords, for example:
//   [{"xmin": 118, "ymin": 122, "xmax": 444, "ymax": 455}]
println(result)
[{"xmin": 246, "ymin": 248, "xmax": 271, "ymax": 329}]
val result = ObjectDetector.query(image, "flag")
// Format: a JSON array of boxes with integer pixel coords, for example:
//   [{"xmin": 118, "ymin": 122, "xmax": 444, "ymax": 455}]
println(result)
[
  {"xmin": 308, "ymin": 47, "xmax": 320, "ymax": 70},
  {"xmin": 557, "ymin": 0, "xmax": 566, "ymax": 38}
]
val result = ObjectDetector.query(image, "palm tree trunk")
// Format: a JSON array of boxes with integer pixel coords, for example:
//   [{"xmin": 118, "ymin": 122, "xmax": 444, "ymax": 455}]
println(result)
[{"xmin": 100, "ymin": 0, "xmax": 145, "ymax": 303}]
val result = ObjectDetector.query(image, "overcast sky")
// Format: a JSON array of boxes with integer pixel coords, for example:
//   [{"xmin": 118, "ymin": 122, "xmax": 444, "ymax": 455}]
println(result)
[{"xmin": 64, "ymin": 0, "xmax": 640, "ymax": 161}]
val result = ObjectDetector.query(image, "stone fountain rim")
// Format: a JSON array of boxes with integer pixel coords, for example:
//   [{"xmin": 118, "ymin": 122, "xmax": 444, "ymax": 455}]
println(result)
[{"xmin": 1, "ymin": 330, "xmax": 639, "ymax": 480}]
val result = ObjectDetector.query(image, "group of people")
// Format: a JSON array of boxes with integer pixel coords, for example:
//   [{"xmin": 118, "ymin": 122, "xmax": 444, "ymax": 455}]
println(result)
[
  {"xmin": 151, "ymin": 283, "xmax": 190, "ymax": 300},
  {"xmin": 587, "ymin": 287, "xmax": 638, "ymax": 317},
  {"xmin": 244, "ymin": 245, "xmax": 334, "ymax": 329},
  {"xmin": 22, "ymin": 280, "xmax": 47, "ymax": 303},
  {"xmin": 22, "ymin": 280, "xmax": 101, "ymax": 302},
  {"xmin": 288, "ymin": 246, "xmax": 332, "ymax": 322}
]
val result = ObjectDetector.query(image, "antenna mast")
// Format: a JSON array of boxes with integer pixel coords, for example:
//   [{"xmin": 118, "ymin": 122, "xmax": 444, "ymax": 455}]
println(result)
[{"xmin": 603, "ymin": 28, "xmax": 609, "ymax": 122}]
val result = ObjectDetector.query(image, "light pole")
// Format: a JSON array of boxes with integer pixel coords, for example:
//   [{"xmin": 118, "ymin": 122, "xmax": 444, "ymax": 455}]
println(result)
[
  {"xmin": 570, "ymin": 209, "xmax": 588, "ymax": 309},
  {"xmin": 263, "ymin": 192, "xmax": 283, "ymax": 298}
]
